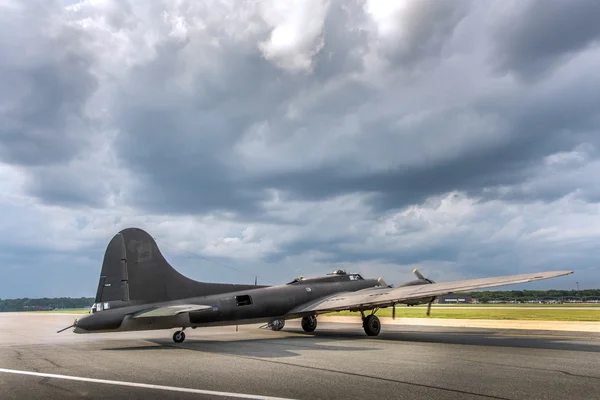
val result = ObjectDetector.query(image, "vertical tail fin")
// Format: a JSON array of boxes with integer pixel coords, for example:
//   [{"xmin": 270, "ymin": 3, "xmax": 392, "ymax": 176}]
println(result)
[
  {"xmin": 95, "ymin": 227, "xmax": 265, "ymax": 304},
  {"xmin": 95, "ymin": 233, "xmax": 129, "ymax": 303}
]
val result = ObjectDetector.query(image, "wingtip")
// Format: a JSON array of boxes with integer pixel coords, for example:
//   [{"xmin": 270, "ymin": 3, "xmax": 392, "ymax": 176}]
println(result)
[
  {"xmin": 542, "ymin": 270, "xmax": 574, "ymax": 278},
  {"xmin": 555, "ymin": 270, "xmax": 574, "ymax": 275}
]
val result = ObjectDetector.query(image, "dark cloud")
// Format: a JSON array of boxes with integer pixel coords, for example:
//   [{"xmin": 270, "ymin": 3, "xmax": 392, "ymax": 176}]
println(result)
[
  {"xmin": 108, "ymin": 23, "xmax": 315, "ymax": 215},
  {"xmin": 0, "ymin": 2, "xmax": 98, "ymax": 167},
  {"xmin": 1, "ymin": 0, "xmax": 599, "ymax": 297},
  {"xmin": 11, "ymin": 0, "xmax": 599, "ymax": 216},
  {"xmin": 251, "ymin": 118, "xmax": 566, "ymax": 211},
  {"xmin": 23, "ymin": 164, "xmax": 116, "ymax": 208},
  {"xmin": 312, "ymin": 0, "xmax": 370, "ymax": 80},
  {"xmin": 493, "ymin": 0, "xmax": 600, "ymax": 79},
  {"xmin": 267, "ymin": 237, "xmax": 464, "ymax": 266},
  {"xmin": 0, "ymin": 243, "xmax": 103, "ymax": 298}
]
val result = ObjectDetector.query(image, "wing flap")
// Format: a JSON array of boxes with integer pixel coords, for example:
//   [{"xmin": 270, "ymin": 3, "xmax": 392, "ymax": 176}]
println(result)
[
  {"xmin": 132, "ymin": 304, "xmax": 212, "ymax": 318},
  {"xmin": 291, "ymin": 270, "xmax": 573, "ymax": 314}
]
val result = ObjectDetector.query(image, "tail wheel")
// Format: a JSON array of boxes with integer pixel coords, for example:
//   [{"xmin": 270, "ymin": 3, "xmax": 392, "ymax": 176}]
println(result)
[
  {"xmin": 363, "ymin": 315, "xmax": 381, "ymax": 336},
  {"xmin": 173, "ymin": 330, "xmax": 186, "ymax": 343},
  {"xmin": 270, "ymin": 319, "xmax": 285, "ymax": 331},
  {"xmin": 301, "ymin": 315, "xmax": 317, "ymax": 333}
]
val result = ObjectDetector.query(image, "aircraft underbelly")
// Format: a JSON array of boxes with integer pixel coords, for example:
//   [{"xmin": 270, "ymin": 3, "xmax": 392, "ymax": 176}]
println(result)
[{"xmin": 115, "ymin": 314, "xmax": 192, "ymax": 332}]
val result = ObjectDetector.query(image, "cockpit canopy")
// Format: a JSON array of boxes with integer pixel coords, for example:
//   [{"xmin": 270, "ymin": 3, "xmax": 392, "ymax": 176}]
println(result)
[
  {"xmin": 287, "ymin": 269, "xmax": 364, "ymax": 284},
  {"xmin": 328, "ymin": 269, "xmax": 347, "ymax": 275}
]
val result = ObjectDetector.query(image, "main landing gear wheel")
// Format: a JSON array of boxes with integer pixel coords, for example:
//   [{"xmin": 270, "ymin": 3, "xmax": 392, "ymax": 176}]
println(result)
[
  {"xmin": 363, "ymin": 314, "xmax": 381, "ymax": 336},
  {"xmin": 173, "ymin": 330, "xmax": 186, "ymax": 343},
  {"xmin": 301, "ymin": 315, "xmax": 317, "ymax": 333}
]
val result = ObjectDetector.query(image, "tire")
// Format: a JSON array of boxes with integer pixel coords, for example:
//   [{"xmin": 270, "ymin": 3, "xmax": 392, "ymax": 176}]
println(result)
[
  {"xmin": 270, "ymin": 319, "xmax": 285, "ymax": 331},
  {"xmin": 301, "ymin": 316, "xmax": 317, "ymax": 333},
  {"xmin": 173, "ymin": 330, "xmax": 186, "ymax": 343},
  {"xmin": 363, "ymin": 315, "xmax": 381, "ymax": 336}
]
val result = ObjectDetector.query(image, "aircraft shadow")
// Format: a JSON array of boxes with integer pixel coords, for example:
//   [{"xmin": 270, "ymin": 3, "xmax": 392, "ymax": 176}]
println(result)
[
  {"xmin": 103, "ymin": 334, "xmax": 378, "ymax": 359},
  {"xmin": 286, "ymin": 326, "xmax": 600, "ymax": 353},
  {"xmin": 101, "ymin": 326, "xmax": 600, "ymax": 356}
]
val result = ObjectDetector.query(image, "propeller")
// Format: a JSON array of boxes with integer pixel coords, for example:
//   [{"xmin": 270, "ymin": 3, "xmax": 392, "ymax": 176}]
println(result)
[
  {"xmin": 413, "ymin": 269, "xmax": 436, "ymax": 316},
  {"xmin": 413, "ymin": 268, "xmax": 435, "ymax": 283},
  {"xmin": 392, "ymin": 303, "xmax": 396, "ymax": 320},
  {"xmin": 426, "ymin": 299, "xmax": 434, "ymax": 316},
  {"xmin": 377, "ymin": 277, "xmax": 390, "ymax": 287},
  {"xmin": 57, "ymin": 318, "xmax": 78, "ymax": 333}
]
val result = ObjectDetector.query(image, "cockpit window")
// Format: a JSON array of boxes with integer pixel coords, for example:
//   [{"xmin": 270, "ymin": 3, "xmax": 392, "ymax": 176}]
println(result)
[
  {"xmin": 90, "ymin": 302, "xmax": 111, "ymax": 313},
  {"xmin": 349, "ymin": 274, "xmax": 364, "ymax": 281}
]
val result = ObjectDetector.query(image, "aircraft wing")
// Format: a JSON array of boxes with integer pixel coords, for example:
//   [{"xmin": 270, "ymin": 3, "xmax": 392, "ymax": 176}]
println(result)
[
  {"xmin": 132, "ymin": 304, "xmax": 212, "ymax": 318},
  {"xmin": 290, "ymin": 270, "xmax": 573, "ymax": 314}
]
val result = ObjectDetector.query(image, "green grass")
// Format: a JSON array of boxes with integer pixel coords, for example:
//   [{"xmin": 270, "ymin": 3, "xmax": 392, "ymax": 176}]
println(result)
[
  {"xmin": 413, "ymin": 303, "xmax": 600, "ymax": 307},
  {"xmin": 328, "ymin": 307, "xmax": 600, "ymax": 321},
  {"xmin": 17, "ymin": 304, "xmax": 600, "ymax": 321}
]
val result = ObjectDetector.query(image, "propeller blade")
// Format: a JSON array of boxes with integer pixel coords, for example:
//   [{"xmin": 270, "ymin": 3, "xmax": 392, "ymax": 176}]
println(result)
[
  {"xmin": 413, "ymin": 268, "xmax": 426, "ymax": 280},
  {"xmin": 426, "ymin": 299, "xmax": 435, "ymax": 316},
  {"xmin": 413, "ymin": 268, "xmax": 435, "ymax": 283},
  {"xmin": 392, "ymin": 303, "xmax": 396, "ymax": 320},
  {"xmin": 377, "ymin": 277, "xmax": 388, "ymax": 286}
]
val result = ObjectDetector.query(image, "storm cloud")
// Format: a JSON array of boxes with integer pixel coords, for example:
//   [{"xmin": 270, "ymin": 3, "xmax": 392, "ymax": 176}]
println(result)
[{"xmin": 1, "ymin": 0, "xmax": 599, "ymax": 298}]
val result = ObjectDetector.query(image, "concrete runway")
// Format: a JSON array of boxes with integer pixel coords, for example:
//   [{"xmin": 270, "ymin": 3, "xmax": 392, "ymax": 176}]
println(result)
[{"xmin": 1, "ymin": 313, "xmax": 599, "ymax": 400}]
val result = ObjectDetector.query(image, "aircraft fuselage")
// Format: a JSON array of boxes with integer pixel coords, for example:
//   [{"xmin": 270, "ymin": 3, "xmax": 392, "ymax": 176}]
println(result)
[{"xmin": 74, "ymin": 274, "xmax": 381, "ymax": 333}]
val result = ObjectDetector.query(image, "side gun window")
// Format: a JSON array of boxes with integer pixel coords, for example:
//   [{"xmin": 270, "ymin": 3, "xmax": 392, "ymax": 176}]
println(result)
[{"xmin": 235, "ymin": 295, "xmax": 253, "ymax": 306}]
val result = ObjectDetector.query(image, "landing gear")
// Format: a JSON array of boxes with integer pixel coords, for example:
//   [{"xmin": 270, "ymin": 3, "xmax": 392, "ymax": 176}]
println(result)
[
  {"xmin": 301, "ymin": 315, "xmax": 317, "ymax": 333},
  {"xmin": 173, "ymin": 330, "xmax": 186, "ymax": 343},
  {"xmin": 270, "ymin": 319, "xmax": 286, "ymax": 331},
  {"xmin": 362, "ymin": 314, "xmax": 381, "ymax": 336}
]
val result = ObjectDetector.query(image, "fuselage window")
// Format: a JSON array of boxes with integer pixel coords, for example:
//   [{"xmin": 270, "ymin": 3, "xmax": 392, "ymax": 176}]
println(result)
[{"xmin": 235, "ymin": 295, "xmax": 253, "ymax": 306}]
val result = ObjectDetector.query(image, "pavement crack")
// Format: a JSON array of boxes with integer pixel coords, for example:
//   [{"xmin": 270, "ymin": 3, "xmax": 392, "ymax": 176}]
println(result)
[
  {"xmin": 162, "ymin": 342, "xmax": 512, "ymax": 400},
  {"xmin": 237, "ymin": 355, "xmax": 514, "ymax": 400},
  {"xmin": 557, "ymin": 370, "xmax": 600, "ymax": 380},
  {"xmin": 38, "ymin": 376, "xmax": 80, "ymax": 396},
  {"xmin": 43, "ymin": 358, "xmax": 63, "ymax": 369}
]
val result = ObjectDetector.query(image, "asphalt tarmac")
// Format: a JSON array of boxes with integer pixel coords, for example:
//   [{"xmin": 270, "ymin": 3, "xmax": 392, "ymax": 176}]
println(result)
[{"xmin": 1, "ymin": 313, "xmax": 599, "ymax": 400}]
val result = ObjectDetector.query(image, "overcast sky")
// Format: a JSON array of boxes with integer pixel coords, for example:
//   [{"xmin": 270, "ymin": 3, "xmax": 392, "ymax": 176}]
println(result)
[{"xmin": 1, "ymin": 0, "xmax": 599, "ymax": 298}]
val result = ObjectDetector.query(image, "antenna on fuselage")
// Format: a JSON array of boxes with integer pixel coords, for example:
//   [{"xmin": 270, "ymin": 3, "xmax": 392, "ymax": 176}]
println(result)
[{"xmin": 255, "ymin": 276, "xmax": 257, "ymax": 285}]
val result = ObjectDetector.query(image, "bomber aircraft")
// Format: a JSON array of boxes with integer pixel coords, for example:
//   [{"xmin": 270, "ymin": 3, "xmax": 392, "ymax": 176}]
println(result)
[{"xmin": 58, "ymin": 228, "xmax": 573, "ymax": 342}]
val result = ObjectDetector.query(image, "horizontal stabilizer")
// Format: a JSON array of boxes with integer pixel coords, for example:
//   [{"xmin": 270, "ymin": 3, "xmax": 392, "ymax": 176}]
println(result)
[{"xmin": 132, "ymin": 304, "xmax": 212, "ymax": 318}]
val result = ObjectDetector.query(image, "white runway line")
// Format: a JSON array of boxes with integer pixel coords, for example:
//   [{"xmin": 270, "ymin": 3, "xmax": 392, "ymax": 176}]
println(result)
[{"xmin": 0, "ymin": 368, "xmax": 297, "ymax": 400}]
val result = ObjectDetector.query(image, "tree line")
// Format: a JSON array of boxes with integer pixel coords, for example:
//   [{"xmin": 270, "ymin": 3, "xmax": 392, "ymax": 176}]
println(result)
[
  {"xmin": 1, "ymin": 289, "xmax": 600, "ymax": 311},
  {"xmin": 466, "ymin": 289, "xmax": 600, "ymax": 303},
  {"xmin": 0, "ymin": 297, "xmax": 95, "ymax": 312}
]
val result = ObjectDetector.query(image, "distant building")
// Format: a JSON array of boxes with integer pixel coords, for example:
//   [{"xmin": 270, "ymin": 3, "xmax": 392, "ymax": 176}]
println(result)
[{"xmin": 437, "ymin": 294, "xmax": 473, "ymax": 304}]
